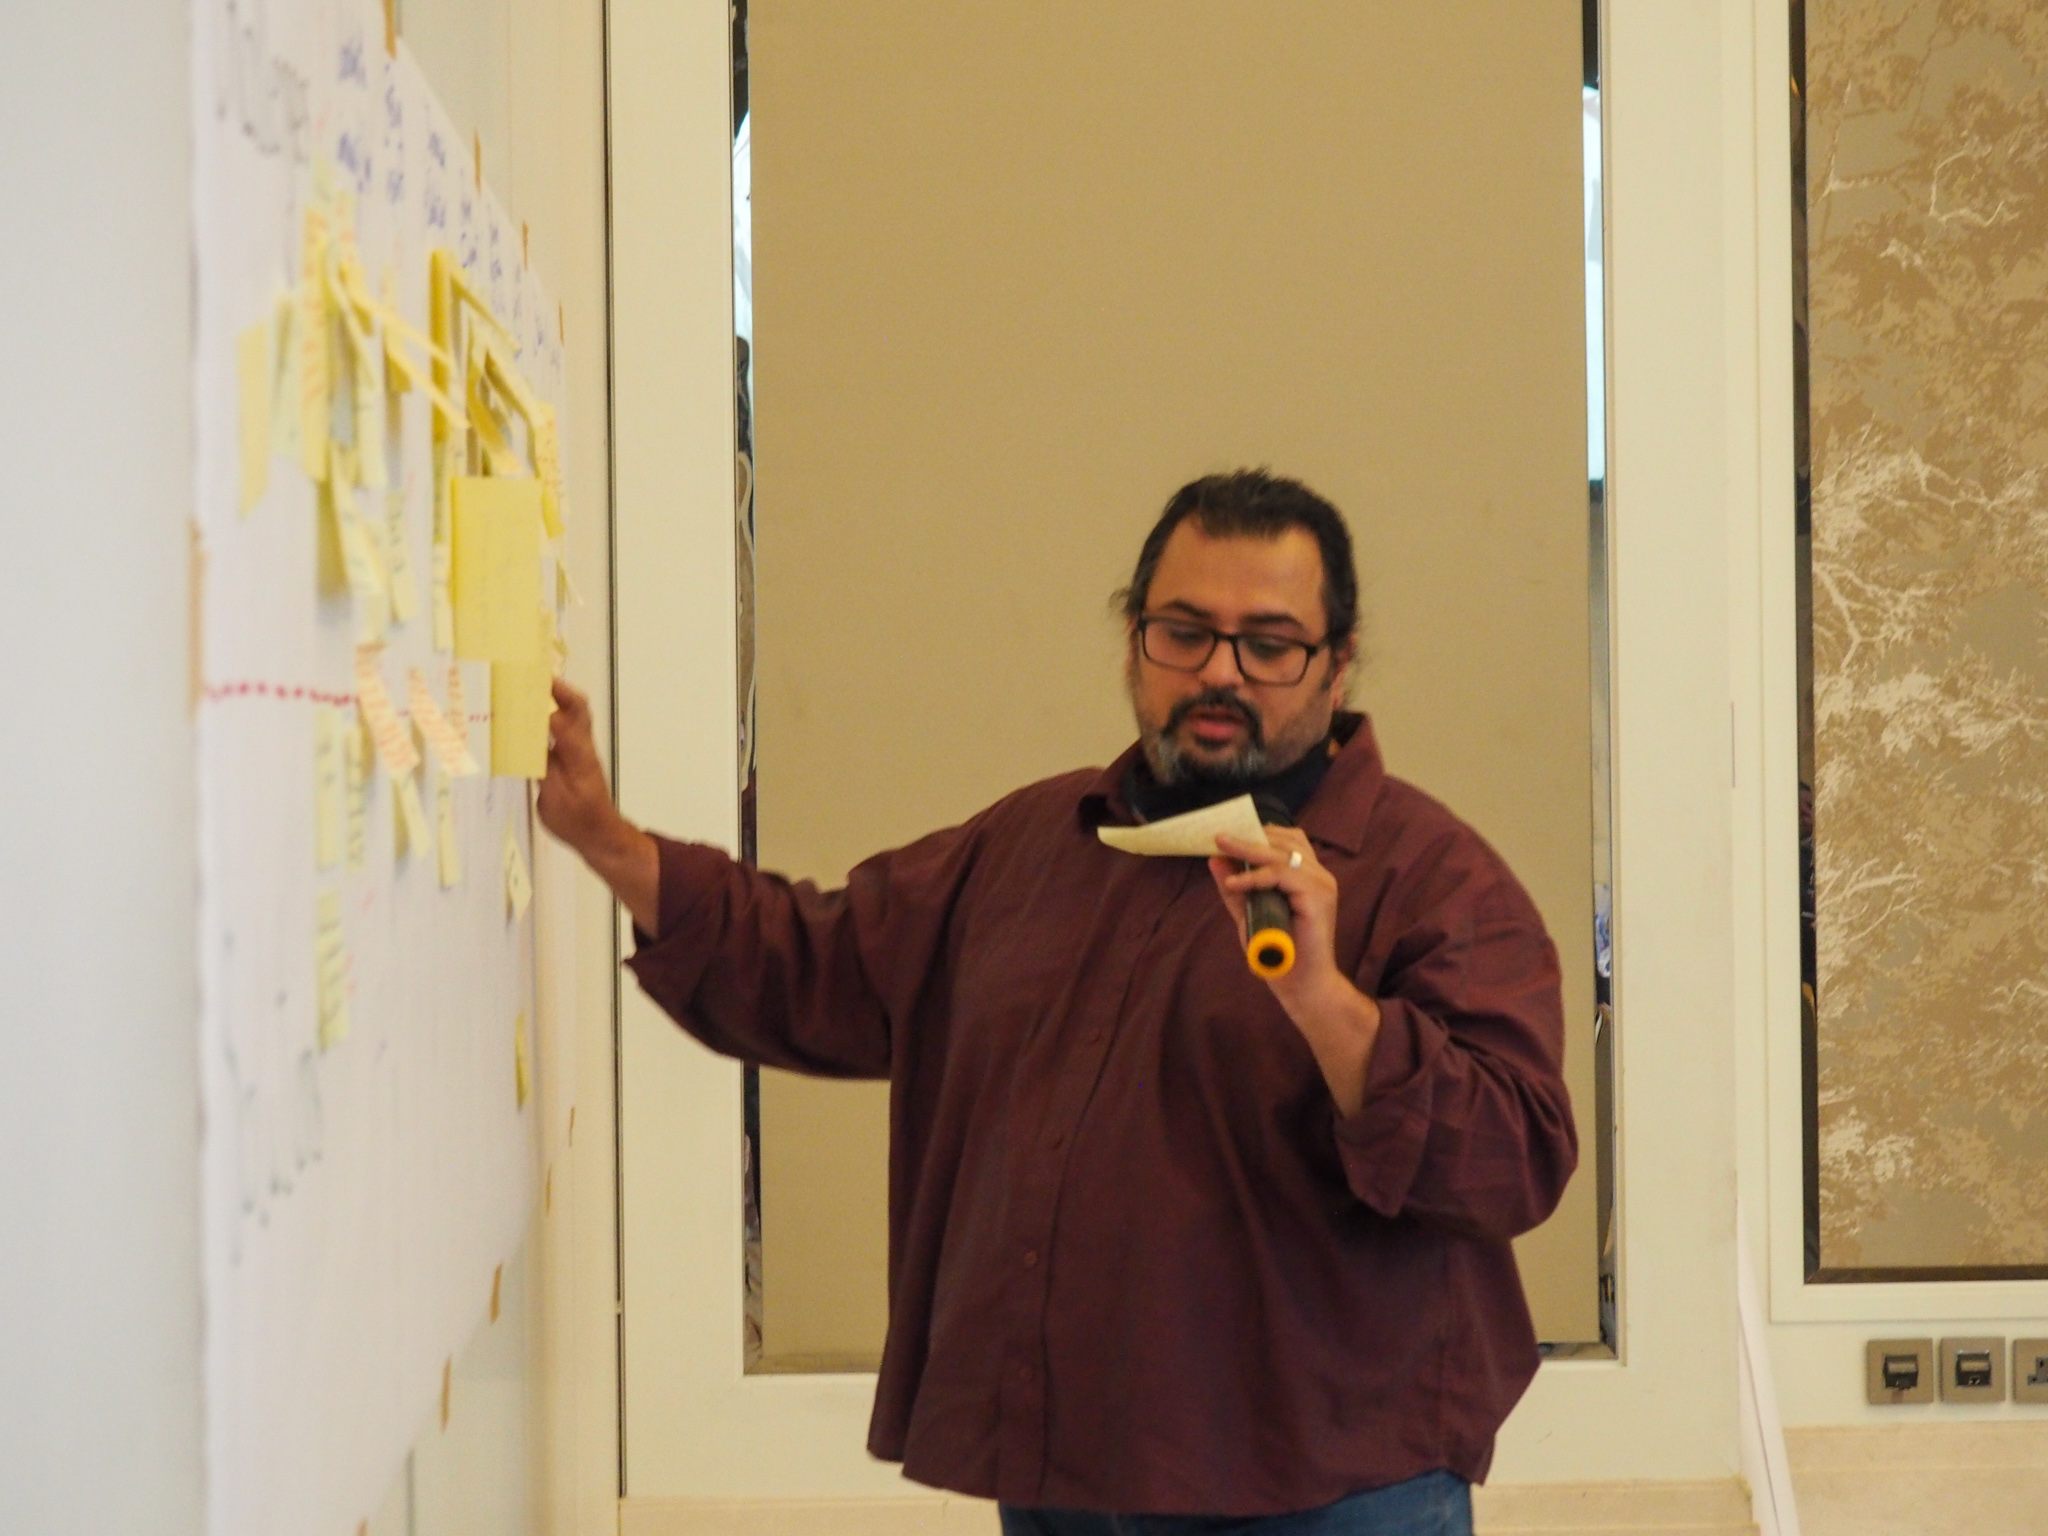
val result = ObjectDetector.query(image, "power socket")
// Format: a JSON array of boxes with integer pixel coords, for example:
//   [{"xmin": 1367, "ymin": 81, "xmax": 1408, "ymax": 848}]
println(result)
[
  {"xmin": 2013, "ymin": 1338, "xmax": 2048, "ymax": 1404},
  {"xmin": 1865, "ymin": 1338, "xmax": 1934, "ymax": 1405},
  {"xmin": 1938, "ymin": 1337, "xmax": 2004, "ymax": 1403}
]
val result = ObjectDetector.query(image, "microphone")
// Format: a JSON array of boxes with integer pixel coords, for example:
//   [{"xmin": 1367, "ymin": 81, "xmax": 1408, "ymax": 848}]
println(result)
[{"xmin": 1244, "ymin": 795, "xmax": 1296, "ymax": 980}]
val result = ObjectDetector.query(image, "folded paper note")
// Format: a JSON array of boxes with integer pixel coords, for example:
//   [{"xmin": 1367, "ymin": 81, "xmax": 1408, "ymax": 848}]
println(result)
[
  {"xmin": 355, "ymin": 646, "xmax": 421, "ymax": 779},
  {"xmin": 314, "ymin": 706, "xmax": 344, "ymax": 870},
  {"xmin": 314, "ymin": 888, "xmax": 350, "ymax": 1050},
  {"xmin": 436, "ymin": 779, "xmax": 462, "ymax": 888},
  {"xmin": 394, "ymin": 769, "xmax": 433, "ymax": 862},
  {"xmin": 408, "ymin": 667, "xmax": 478, "ymax": 777},
  {"xmin": 503, "ymin": 822, "xmax": 533, "ymax": 921},
  {"xmin": 1096, "ymin": 794, "xmax": 1269, "ymax": 858}
]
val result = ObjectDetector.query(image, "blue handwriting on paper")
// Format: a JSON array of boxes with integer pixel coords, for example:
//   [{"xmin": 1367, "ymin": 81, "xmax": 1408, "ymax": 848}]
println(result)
[{"xmin": 212, "ymin": 0, "xmax": 311, "ymax": 166}]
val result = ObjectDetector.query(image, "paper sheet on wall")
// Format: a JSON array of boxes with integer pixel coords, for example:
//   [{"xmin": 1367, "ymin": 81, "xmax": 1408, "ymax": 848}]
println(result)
[
  {"xmin": 1096, "ymin": 794, "xmax": 1270, "ymax": 858},
  {"xmin": 190, "ymin": 11, "xmax": 569, "ymax": 1536}
]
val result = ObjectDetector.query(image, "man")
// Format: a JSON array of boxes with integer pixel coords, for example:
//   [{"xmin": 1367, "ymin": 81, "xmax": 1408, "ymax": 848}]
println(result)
[{"xmin": 540, "ymin": 470, "xmax": 1577, "ymax": 1536}]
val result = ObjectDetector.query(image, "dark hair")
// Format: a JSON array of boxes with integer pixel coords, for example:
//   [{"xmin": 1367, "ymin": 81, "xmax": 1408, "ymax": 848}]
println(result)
[{"xmin": 1116, "ymin": 469, "xmax": 1359, "ymax": 651}]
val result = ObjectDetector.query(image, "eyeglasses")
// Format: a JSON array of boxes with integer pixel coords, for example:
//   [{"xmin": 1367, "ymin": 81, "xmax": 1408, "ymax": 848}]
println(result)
[{"xmin": 1136, "ymin": 617, "xmax": 1327, "ymax": 686}]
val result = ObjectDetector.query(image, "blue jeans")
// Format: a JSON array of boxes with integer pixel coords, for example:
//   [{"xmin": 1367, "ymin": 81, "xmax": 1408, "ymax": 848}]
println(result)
[{"xmin": 998, "ymin": 1471, "xmax": 1473, "ymax": 1536}]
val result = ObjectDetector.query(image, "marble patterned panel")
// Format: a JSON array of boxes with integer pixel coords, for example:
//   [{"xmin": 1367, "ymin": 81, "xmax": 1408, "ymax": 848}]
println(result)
[{"xmin": 1809, "ymin": 0, "xmax": 2048, "ymax": 1271}]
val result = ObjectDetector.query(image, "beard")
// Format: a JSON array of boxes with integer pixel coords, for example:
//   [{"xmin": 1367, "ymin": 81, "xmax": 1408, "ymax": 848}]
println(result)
[{"xmin": 1144, "ymin": 687, "xmax": 1274, "ymax": 788}]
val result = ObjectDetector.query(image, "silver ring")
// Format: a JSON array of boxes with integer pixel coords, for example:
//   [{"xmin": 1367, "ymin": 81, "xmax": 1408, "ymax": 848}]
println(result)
[{"xmin": 1287, "ymin": 850, "xmax": 1303, "ymax": 869}]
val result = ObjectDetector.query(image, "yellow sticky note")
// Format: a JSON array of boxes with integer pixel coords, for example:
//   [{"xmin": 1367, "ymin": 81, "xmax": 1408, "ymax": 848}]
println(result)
[
  {"xmin": 503, "ymin": 822, "xmax": 533, "ymax": 921},
  {"xmin": 269, "ymin": 292, "xmax": 301, "ymax": 466},
  {"xmin": 315, "ymin": 889, "xmax": 350, "ymax": 1050},
  {"xmin": 534, "ymin": 403, "xmax": 565, "ymax": 540},
  {"xmin": 394, "ymin": 769, "xmax": 433, "ymax": 862},
  {"xmin": 436, "ymin": 778, "xmax": 462, "ymax": 888},
  {"xmin": 238, "ymin": 318, "xmax": 272, "ymax": 515},
  {"xmin": 513, "ymin": 1010, "xmax": 531, "ymax": 1108},
  {"xmin": 450, "ymin": 476, "xmax": 544, "ymax": 664},
  {"xmin": 335, "ymin": 263, "xmax": 387, "ymax": 492},
  {"xmin": 446, "ymin": 664, "xmax": 470, "ymax": 762},
  {"xmin": 314, "ymin": 706, "xmax": 344, "ymax": 869},
  {"xmin": 298, "ymin": 205, "xmax": 331, "ymax": 480},
  {"xmin": 431, "ymin": 534, "xmax": 455, "ymax": 654},
  {"xmin": 489, "ymin": 645, "xmax": 554, "ymax": 780},
  {"xmin": 315, "ymin": 474, "xmax": 349, "ymax": 598},
  {"xmin": 344, "ymin": 715, "xmax": 369, "ymax": 870},
  {"xmin": 354, "ymin": 646, "xmax": 421, "ymax": 778},
  {"xmin": 338, "ymin": 500, "xmax": 391, "ymax": 647},
  {"xmin": 408, "ymin": 667, "xmax": 478, "ymax": 777},
  {"xmin": 386, "ymin": 490, "xmax": 419, "ymax": 624}
]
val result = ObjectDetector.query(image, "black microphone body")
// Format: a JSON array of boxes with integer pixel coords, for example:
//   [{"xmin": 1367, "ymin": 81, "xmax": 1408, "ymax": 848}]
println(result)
[{"xmin": 1244, "ymin": 795, "xmax": 1296, "ymax": 979}]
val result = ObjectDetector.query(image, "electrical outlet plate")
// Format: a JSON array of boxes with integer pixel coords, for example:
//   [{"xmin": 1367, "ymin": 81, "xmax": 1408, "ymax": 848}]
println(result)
[
  {"xmin": 1865, "ymin": 1338, "xmax": 1934, "ymax": 1405},
  {"xmin": 2013, "ymin": 1338, "xmax": 2048, "ymax": 1404},
  {"xmin": 1939, "ymin": 1336, "xmax": 2005, "ymax": 1403}
]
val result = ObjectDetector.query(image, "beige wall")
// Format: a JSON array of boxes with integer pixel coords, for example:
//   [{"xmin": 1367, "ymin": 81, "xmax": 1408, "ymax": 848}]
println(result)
[{"xmin": 748, "ymin": 0, "xmax": 1600, "ymax": 1357}]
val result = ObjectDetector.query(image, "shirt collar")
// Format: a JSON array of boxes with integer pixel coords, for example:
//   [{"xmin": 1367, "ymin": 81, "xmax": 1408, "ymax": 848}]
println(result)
[{"xmin": 1078, "ymin": 711, "xmax": 1386, "ymax": 856}]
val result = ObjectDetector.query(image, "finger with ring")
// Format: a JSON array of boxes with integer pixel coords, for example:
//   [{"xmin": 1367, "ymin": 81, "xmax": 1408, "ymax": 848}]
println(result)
[{"xmin": 1287, "ymin": 850, "xmax": 1303, "ymax": 869}]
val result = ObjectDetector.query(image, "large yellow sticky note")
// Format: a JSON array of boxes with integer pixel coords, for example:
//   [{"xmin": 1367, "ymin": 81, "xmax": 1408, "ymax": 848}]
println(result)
[
  {"xmin": 450, "ymin": 476, "xmax": 543, "ymax": 664},
  {"xmin": 489, "ymin": 647, "xmax": 554, "ymax": 778},
  {"xmin": 237, "ymin": 319, "xmax": 271, "ymax": 515}
]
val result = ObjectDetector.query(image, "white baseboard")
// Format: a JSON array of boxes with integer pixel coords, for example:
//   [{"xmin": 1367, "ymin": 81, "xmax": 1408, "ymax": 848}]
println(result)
[{"xmin": 620, "ymin": 1477, "xmax": 1757, "ymax": 1536}]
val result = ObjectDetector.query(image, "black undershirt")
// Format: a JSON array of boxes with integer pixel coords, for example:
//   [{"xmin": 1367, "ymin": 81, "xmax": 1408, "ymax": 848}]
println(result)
[{"xmin": 1122, "ymin": 715, "xmax": 1354, "ymax": 826}]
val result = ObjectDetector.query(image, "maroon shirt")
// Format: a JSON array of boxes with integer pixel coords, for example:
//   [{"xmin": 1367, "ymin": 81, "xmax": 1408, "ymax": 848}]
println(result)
[{"xmin": 628, "ymin": 713, "xmax": 1576, "ymax": 1516}]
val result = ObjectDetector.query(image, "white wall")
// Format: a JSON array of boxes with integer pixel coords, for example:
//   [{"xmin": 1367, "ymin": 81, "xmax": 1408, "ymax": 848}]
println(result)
[{"xmin": 0, "ymin": 5, "xmax": 204, "ymax": 1535}]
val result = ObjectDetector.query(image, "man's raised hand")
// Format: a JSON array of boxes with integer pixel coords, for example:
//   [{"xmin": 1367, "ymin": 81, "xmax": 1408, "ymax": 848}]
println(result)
[{"xmin": 537, "ymin": 679, "xmax": 661, "ymax": 933}]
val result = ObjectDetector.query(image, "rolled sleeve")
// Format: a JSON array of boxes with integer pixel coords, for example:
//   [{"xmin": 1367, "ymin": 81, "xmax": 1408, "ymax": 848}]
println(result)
[
  {"xmin": 1331, "ymin": 996, "xmax": 1443, "ymax": 1219},
  {"xmin": 625, "ymin": 836, "xmax": 739, "ymax": 1005},
  {"xmin": 1330, "ymin": 877, "xmax": 1579, "ymax": 1241}
]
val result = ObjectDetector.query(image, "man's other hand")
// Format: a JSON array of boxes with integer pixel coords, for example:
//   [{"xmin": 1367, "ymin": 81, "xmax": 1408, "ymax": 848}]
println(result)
[
  {"xmin": 537, "ymin": 679, "xmax": 661, "ymax": 933},
  {"xmin": 1211, "ymin": 830, "xmax": 1381, "ymax": 1119}
]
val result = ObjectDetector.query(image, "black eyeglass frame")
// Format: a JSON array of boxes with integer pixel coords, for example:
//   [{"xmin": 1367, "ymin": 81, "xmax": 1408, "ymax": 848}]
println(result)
[{"xmin": 1134, "ymin": 615, "xmax": 1331, "ymax": 686}]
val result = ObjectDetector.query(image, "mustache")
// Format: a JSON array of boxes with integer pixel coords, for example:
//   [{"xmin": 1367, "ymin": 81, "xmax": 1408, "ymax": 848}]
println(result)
[{"xmin": 1164, "ymin": 689, "xmax": 1264, "ymax": 747}]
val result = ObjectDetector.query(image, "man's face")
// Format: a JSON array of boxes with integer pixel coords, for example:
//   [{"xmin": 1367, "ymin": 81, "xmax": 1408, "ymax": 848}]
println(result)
[{"xmin": 1126, "ymin": 523, "xmax": 1352, "ymax": 787}]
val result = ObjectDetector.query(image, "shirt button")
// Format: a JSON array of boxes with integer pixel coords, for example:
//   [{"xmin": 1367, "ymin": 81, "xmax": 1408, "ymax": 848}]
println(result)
[
  {"xmin": 1016, "ymin": 1364, "xmax": 1035, "ymax": 1384},
  {"xmin": 1084, "ymin": 1028, "xmax": 1102, "ymax": 1045},
  {"xmin": 1023, "ymin": 1249, "xmax": 1039, "ymax": 1269},
  {"xmin": 1050, "ymin": 1134, "xmax": 1066, "ymax": 1150}
]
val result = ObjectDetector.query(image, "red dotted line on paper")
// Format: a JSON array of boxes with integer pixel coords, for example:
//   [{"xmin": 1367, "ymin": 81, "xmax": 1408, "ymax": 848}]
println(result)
[{"xmin": 200, "ymin": 679, "xmax": 490, "ymax": 722}]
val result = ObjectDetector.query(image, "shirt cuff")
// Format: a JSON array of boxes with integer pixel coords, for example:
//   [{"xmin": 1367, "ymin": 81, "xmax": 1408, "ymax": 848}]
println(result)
[
  {"xmin": 1331, "ymin": 996, "xmax": 1443, "ymax": 1219},
  {"xmin": 622, "ymin": 835, "xmax": 736, "ymax": 999}
]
